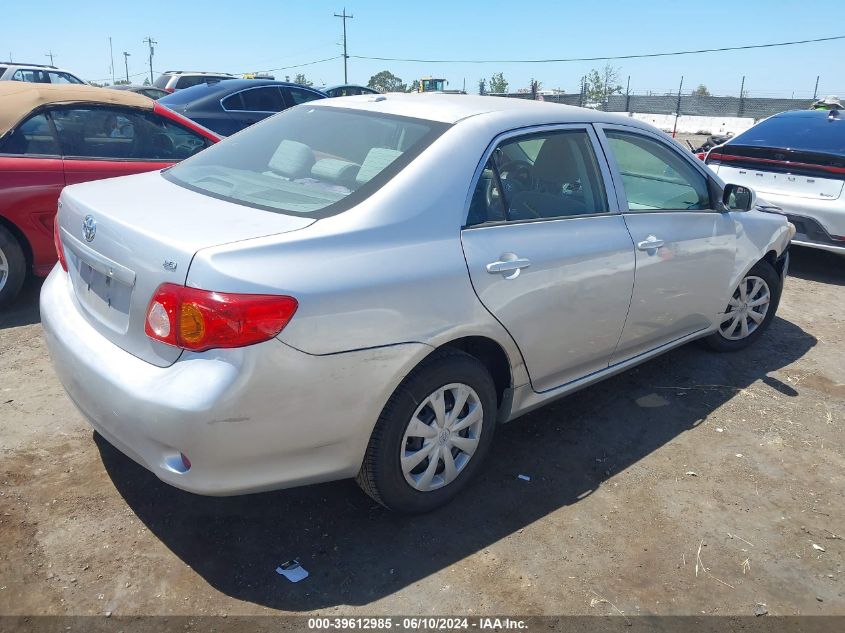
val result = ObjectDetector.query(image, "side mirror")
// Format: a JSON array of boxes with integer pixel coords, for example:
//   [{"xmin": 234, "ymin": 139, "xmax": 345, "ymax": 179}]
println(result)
[{"xmin": 723, "ymin": 183, "xmax": 756, "ymax": 211}]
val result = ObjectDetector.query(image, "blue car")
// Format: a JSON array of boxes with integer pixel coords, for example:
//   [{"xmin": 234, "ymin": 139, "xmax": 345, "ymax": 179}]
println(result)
[{"xmin": 158, "ymin": 79, "xmax": 326, "ymax": 136}]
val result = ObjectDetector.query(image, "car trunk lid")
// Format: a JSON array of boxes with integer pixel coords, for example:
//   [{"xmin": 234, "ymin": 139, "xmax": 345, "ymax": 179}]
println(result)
[{"xmin": 57, "ymin": 170, "xmax": 315, "ymax": 367}]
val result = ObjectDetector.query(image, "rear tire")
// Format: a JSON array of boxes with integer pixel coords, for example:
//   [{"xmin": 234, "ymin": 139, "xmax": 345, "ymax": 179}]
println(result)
[
  {"xmin": 703, "ymin": 260, "xmax": 781, "ymax": 352},
  {"xmin": 0, "ymin": 226, "xmax": 26, "ymax": 308},
  {"xmin": 356, "ymin": 349, "xmax": 498, "ymax": 513}
]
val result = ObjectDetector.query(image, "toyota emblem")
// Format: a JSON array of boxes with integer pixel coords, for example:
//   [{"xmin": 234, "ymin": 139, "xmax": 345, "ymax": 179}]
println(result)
[{"xmin": 82, "ymin": 215, "xmax": 96, "ymax": 242}]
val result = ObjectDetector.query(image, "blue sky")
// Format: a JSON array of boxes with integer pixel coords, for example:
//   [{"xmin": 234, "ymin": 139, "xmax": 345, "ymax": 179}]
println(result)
[{"xmin": 5, "ymin": 0, "xmax": 843, "ymax": 97}]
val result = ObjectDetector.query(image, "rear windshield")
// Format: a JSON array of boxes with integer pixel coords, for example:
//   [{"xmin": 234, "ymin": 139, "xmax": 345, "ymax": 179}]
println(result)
[
  {"xmin": 164, "ymin": 106, "xmax": 449, "ymax": 217},
  {"xmin": 153, "ymin": 74, "xmax": 172, "ymax": 89},
  {"xmin": 730, "ymin": 112, "xmax": 845, "ymax": 154}
]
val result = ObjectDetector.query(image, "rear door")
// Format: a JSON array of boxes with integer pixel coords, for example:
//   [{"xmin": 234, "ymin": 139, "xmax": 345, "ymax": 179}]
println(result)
[
  {"xmin": 0, "ymin": 112, "xmax": 65, "ymax": 273},
  {"xmin": 51, "ymin": 105, "xmax": 208, "ymax": 185},
  {"xmin": 461, "ymin": 125, "xmax": 635, "ymax": 392},
  {"xmin": 596, "ymin": 125, "xmax": 735, "ymax": 363}
]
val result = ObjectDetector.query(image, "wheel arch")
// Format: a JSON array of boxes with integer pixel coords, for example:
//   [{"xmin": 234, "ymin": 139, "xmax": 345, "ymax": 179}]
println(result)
[
  {"xmin": 0, "ymin": 215, "xmax": 33, "ymax": 271},
  {"xmin": 431, "ymin": 335, "xmax": 514, "ymax": 421}
]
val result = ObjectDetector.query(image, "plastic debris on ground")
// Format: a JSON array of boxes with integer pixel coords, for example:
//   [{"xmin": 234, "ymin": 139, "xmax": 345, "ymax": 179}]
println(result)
[{"xmin": 276, "ymin": 559, "xmax": 309, "ymax": 582}]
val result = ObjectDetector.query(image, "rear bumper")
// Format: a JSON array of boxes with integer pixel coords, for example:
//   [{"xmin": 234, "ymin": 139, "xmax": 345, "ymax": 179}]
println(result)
[{"xmin": 40, "ymin": 267, "xmax": 427, "ymax": 495}]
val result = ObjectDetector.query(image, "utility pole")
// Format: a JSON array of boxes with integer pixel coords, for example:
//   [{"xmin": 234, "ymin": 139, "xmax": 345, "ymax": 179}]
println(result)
[
  {"xmin": 109, "ymin": 37, "xmax": 115, "ymax": 85},
  {"xmin": 45, "ymin": 50, "xmax": 55, "ymax": 65},
  {"xmin": 813, "ymin": 75, "xmax": 820, "ymax": 100},
  {"xmin": 122, "ymin": 51, "xmax": 130, "ymax": 83},
  {"xmin": 333, "ymin": 8, "xmax": 353, "ymax": 84},
  {"xmin": 738, "ymin": 75, "xmax": 746, "ymax": 117},
  {"xmin": 142, "ymin": 36, "xmax": 157, "ymax": 85}
]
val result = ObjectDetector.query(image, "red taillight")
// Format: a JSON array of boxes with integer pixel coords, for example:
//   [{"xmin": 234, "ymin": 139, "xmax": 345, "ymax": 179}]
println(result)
[
  {"xmin": 144, "ymin": 283, "xmax": 297, "ymax": 352},
  {"xmin": 165, "ymin": 87, "xmax": 175, "ymax": 93},
  {"xmin": 53, "ymin": 215, "xmax": 67, "ymax": 272}
]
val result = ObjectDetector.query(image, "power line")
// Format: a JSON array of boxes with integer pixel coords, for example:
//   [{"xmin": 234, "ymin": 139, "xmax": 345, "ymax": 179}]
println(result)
[{"xmin": 350, "ymin": 34, "xmax": 845, "ymax": 64}]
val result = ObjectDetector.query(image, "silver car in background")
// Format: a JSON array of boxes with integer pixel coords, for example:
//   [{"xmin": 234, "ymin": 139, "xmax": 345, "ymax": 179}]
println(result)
[
  {"xmin": 706, "ymin": 109, "xmax": 845, "ymax": 255},
  {"xmin": 42, "ymin": 94, "xmax": 792, "ymax": 513}
]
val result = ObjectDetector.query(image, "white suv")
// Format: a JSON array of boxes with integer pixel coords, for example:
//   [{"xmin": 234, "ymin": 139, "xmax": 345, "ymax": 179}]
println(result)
[
  {"xmin": 0, "ymin": 62, "xmax": 86, "ymax": 84},
  {"xmin": 153, "ymin": 71, "xmax": 235, "ymax": 93}
]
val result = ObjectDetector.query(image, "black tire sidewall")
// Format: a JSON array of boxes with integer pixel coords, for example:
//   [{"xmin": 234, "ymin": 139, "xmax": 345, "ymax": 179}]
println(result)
[
  {"xmin": 0, "ymin": 226, "xmax": 26, "ymax": 308},
  {"xmin": 371, "ymin": 352, "xmax": 498, "ymax": 513},
  {"xmin": 705, "ymin": 260, "xmax": 782, "ymax": 352}
]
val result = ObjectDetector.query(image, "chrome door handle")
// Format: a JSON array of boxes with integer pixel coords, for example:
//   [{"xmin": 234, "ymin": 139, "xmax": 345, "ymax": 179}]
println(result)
[
  {"xmin": 486, "ymin": 257, "xmax": 531, "ymax": 274},
  {"xmin": 637, "ymin": 236, "xmax": 665, "ymax": 250}
]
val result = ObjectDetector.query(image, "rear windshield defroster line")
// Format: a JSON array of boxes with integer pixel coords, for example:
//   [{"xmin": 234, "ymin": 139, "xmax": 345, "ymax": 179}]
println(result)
[{"xmin": 163, "ymin": 106, "xmax": 451, "ymax": 219}]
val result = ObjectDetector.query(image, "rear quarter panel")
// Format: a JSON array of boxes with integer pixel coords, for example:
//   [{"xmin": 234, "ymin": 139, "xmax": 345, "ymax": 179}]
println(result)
[{"xmin": 185, "ymin": 115, "xmax": 530, "ymax": 387}]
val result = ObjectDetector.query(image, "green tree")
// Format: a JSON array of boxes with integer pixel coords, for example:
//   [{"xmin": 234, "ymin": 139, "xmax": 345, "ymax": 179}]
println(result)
[
  {"xmin": 584, "ymin": 64, "xmax": 623, "ymax": 105},
  {"xmin": 693, "ymin": 84, "xmax": 710, "ymax": 96},
  {"xmin": 142, "ymin": 77, "xmax": 151, "ymax": 86},
  {"xmin": 406, "ymin": 79, "xmax": 420, "ymax": 93},
  {"xmin": 113, "ymin": 79, "xmax": 130, "ymax": 86},
  {"xmin": 293, "ymin": 73, "xmax": 313, "ymax": 87},
  {"xmin": 367, "ymin": 70, "xmax": 406, "ymax": 93},
  {"xmin": 489, "ymin": 72, "xmax": 508, "ymax": 94},
  {"xmin": 478, "ymin": 78, "xmax": 487, "ymax": 95}
]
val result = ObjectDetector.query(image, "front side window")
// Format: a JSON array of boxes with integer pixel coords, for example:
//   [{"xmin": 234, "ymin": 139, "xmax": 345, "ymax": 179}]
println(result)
[
  {"xmin": 51, "ymin": 106, "xmax": 209, "ymax": 160},
  {"xmin": 0, "ymin": 113, "xmax": 60, "ymax": 155},
  {"xmin": 466, "ymin": 129, "xmax": 609, "ymax": 226},
  {"xmin": 47, "ymin": 72, "xmax": 84, "ymax": 85},
  {"xmin": 605, "ymin": 130, "xmax": 710, "ymax": 211},
  {"xmin": 165, "ymin": 106, "xmax": 448, "ymax": 217}
]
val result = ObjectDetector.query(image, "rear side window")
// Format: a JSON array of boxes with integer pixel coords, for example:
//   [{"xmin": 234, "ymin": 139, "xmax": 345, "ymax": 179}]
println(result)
[
  {"xmin": 0, "ymin": 66, "xmax": 8, "ymax": 77},
  {"xmin": 153, "ymin": 74, "xmax": 172, "ymax": 89},
  {"xmin": 605, "ymin": 131, "xmax": 710, "ymax": 211},
  {"xmin": 176, "ymin": 75, "xmax": 231, "ymax": 89},
  {"xmin": 51, "ymin": 106, "xmax": 209, "ymax": 160},
  {"xmin": 0, "ymin": 113, "xmax": 60, "ymax": 155},
  {"xmin": 165, "ymin": 106, "xmax": 449, "ymax": 217},
  {"xmin": 286, "ymin": 87, "xmax": 323, "ymax": 105},
  {"xmin": 466, "ymin": 129, "xmax": 608, "ymax": 226},
  {"xmin": 47, "ymin": 72, "xmax": 84, "ymax": 84}
]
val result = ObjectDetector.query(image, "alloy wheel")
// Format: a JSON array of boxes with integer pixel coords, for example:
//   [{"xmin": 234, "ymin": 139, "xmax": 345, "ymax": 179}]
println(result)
[
  {"xmin": 0, "ymin": 246, "xmax": 8, "ymax": 293},
  {"xmin": 718, "ymin": 275, "xmax": 771, "ymax": 341},
  {"xmin": 400, "ymin": 382, "xmax": 484, "ymax": 492}
]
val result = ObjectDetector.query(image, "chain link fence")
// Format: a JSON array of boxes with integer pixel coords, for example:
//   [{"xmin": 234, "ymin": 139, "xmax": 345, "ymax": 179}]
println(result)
[{"xmin": 495, "ymin": 90, "xmax": 816, "ymax": 120}]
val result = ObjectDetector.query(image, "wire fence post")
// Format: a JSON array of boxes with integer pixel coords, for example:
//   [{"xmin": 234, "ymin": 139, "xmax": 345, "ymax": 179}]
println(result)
[
  {"xmin": 672, "ymin": 76, "xmax": 683, "ymax": 138},
  {"xmin": 813, "ymin": 75, "xmax": 820, "ymax": 100},
  {"xmin": 625, "ymin": 75, "xmax": 631, "ymax": 112},
  {"xmin": 738, "ymin": 75, "xmax": 746, "ymax": 117},
  {"xmin": 579, "ymin": 75, "xmax": 585, "ymax": 108}
]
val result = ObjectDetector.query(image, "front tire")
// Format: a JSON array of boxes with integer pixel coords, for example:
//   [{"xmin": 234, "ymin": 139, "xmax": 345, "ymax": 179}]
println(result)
[
  {"xmin": 0, "ymin": 226, "xmax": 26, "ymax": 308},
  {"xmin": 356, "ymin": 349, "xmax": 498, "ymax": 513},
  {"xmin": 703, "ymin": 260, "xmax": 781, "ymax": 352}
]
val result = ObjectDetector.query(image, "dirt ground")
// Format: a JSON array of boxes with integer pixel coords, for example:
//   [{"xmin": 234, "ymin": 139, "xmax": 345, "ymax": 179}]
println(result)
[{"xmin": 0, "ymin": 248, "xmax": 843, "ymax": 619}]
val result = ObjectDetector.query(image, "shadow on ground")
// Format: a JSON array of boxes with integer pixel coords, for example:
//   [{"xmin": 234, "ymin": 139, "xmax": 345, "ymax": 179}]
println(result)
[
  {"xmin": 97, "ymin": 313, "xmax": 816, "ymax": 611},
  {"xmin": 0, "ymin": 277, "xmax": 43, "ymax": 330},
  {"xmin": 787, "ymin": 246, "xmax": 845, "ymax": 286}
]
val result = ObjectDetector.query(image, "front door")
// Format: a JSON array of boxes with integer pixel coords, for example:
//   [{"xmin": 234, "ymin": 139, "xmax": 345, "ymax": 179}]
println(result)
[
  {"xmin": 597, "ymin": 125, "xmax": 735, "ymax": 363},
  {"xmin": 461, "ymin": 126, "xmax": 635, "ymax": 392}
]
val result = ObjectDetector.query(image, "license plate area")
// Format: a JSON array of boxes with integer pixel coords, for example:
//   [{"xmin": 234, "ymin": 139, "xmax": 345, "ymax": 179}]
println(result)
[{"xmin": 71, "ymin": 258, "xmax": 132, "ymax": 333}]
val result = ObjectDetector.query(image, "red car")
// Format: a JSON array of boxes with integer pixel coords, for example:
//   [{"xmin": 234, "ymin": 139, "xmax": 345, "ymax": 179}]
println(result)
[{"xmin": 0, "ymin": 82, "xmax": 219, "ymax": 306}]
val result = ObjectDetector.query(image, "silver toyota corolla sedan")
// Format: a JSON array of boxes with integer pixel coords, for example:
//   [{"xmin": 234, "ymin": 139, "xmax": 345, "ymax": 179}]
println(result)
[{"xmin": 42, "ymin": 94, "xmax": 793, "ymax": 513}]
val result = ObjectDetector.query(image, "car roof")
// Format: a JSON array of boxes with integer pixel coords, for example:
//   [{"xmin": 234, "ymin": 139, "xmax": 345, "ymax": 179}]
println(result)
[
  {"xmin": 308, "ymin": 92, "xmax": 642, "ymax": 126},
  {"xmin": 160, "ymin": 79, "xmax": 326, "ymax": 101},
  {"xmin": 0, "ymin": 82, "xmax": 153, "ymax": 137}
]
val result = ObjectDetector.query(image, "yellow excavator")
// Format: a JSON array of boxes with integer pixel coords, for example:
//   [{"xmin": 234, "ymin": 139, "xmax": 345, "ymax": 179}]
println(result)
[{"xmin": 416, "ymin": 77, "xmax": 466, "ymax": 94}]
